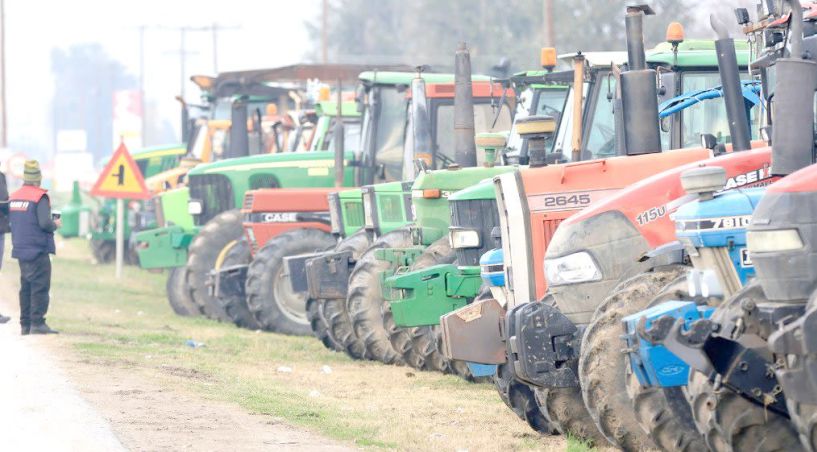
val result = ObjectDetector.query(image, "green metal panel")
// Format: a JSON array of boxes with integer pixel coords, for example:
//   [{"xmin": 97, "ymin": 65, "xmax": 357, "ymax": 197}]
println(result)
[
  {"xmin": 448, "ymin": 178, "xmax": 496, "ymax": 202},
  {"xmin": 160, "ymin": 187, "xmax": 194, "ymax": 230},
  {"xmin": 339, "ymin": 188, "xmax": 364, "ymax": 236},
  {"xmin": 373, "ymin": 181, "xmax": 410, "ymax": 235},
  {"xmin": 385, "ymin": 263, "xmax": 481, "ymax": 327},
  {"xmin": 133, "ymin": 225, "xmax": 197, "ymax": 269},
  {"xmin": 648, "ymin": 39, "xmax": 750, "ymax": 67}
]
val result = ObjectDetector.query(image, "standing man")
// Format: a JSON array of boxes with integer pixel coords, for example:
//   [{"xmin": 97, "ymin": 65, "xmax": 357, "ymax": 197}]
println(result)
[
  {"xmin": 0, "ymin": 166, "xmax": 9, "ymax": 324},
  {"xmin": 9, "ymin": 161, "xmax": 60, "ymax": 335}
]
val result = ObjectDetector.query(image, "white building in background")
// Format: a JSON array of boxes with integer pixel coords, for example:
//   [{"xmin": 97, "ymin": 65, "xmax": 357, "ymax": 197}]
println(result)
[{"xmin": 53, "ymin": 129, "xmax": 96, "ymax": 192}]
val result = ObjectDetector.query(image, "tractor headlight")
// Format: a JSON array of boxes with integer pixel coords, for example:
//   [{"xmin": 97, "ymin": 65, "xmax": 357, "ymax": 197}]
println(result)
[
  {"xmin": 544, "ymin": 251, "xmax": 602, "ymax": 286},
  {"xmin": 747, "ymin": 229, "xmax": 804, "ymax": 253},
  {"xmin": 449, "ymin": 227, "xmax": 481, "ymax": 249},
  {"xmin": 188, "ymin": 199, "xmax": 203, "ymax": 216}
]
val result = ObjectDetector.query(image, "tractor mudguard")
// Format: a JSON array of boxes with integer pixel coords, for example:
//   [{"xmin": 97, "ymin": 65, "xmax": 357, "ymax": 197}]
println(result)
[
  {"xmin": 505, "ymin": 299, "xmax": 581, "ymax": 388},
  {"xmin": 207, "ymin": 264, "xmax": 248, "ymax": 299},
  {"xmin": 284, "ymin": 252, "xmax": 321, "ymax": 294},
  {"xmin": 305, "ymin": 250, "xmax": 354, "ymax": 300},
  {"xmin": 134, "ymin": 225, "xmax": 195, "ymax": 269},
  {"xmin": 385, "ymin": 264, "xmax": 481, "ymax": 328},
  {"xmin": 440, "ymin": 297, "xmax": 506, "ymax": 364}
]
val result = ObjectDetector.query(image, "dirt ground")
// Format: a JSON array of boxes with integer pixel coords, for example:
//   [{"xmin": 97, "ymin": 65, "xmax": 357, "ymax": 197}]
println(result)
[{"xmin": 0, "ymin": 239, "xmax": 571, "ymax": 451}]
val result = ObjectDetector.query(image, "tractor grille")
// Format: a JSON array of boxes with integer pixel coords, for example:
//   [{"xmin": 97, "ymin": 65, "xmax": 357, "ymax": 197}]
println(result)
[
  {"xmin": 450, "ymin": 198, "xmax": 500, "ymax": 266},
  {"xmin": 540, "ymin": 218, "xmax": 562, "ymax": 254},
  {"xmin": 243, "ymin": 192, "xmax": 254, "ymax": 210},
  {"xmin": 188, "ymin": 174, "xmax": 234, "ymax": 226}
]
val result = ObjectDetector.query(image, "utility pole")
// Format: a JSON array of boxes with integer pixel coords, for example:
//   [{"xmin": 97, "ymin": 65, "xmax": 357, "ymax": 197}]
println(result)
[
  {"xmin": 0, "ymin": 0, "xmax": 7, "ymax": 148},
  {"xmin": 322, "ymin": 0, "xmax": 328, "ymax": 64},
  {"xmin": 138, "ymin": 25, "xmax": 146, "ymax": 146},
  {"xmin": 208, "ymin": 23, "xmax": 240, "ymax": 74}
]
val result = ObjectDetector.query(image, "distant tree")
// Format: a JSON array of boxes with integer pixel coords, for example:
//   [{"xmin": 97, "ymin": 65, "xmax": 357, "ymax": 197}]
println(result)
[
  {"xmin": 51, "ymin": 44, "xmax": 136, "ymax": 160},
  {"xmin": 306, "ymin": 0, "xmax": 704, "ymax": 74}
]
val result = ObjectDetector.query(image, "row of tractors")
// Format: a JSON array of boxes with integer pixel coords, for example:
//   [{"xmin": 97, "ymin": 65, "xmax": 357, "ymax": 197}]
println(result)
[{"xmin": 79, "ymin": 1, "xmax": 817, "ymax": 450}]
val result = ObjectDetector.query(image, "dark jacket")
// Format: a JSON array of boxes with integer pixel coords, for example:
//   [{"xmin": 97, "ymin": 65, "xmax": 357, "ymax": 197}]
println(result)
[
  {"xmin": 9, "ymin": 185, "xmax": 56, "ymax": 261},
  {"xmin": 0, "ymin": 171, "xmax": 8, "ymax": 234}
]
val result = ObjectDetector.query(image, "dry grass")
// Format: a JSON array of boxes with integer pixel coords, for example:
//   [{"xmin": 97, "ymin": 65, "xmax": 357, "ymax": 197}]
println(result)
[{"xmin": 0, "ymin": 239, "xmax": 580, "ymax": 451}]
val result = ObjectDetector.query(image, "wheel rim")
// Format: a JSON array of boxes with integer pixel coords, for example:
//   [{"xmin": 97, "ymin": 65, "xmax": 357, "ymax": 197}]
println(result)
[{"xmin": 272, "ymin": 264, "xmax": 308, "ymax": 325}]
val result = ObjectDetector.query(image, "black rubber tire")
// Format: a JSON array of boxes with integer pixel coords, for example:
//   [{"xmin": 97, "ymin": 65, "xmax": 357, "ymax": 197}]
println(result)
[
  {"xmin": 307, "ymin": 297, "xmax": 343, "ymax": 351},
  {"xmin": 245, "ymin": 228, "xmax": 335, "ymax": 335},
  {"xmin": 494, "ymin": 362, "xmax": 558, "ymax": 434},
  {"xmin": 534, "ymin": 387, "xmax": 606, "ymax": 445},
  {"xmin": 347, "ymin": 228, "xmax": 413, "ymax": 364},
  {"xmin": 387, "ymin": 237, "xmax": 457, "ymax": 372},
  {"xmin": 310, "ymin": 231, "xmax": 370, "ymax": 355},
  {"xmin": 622, "ymin": 273, "xmax": 706, "ymax": 451},
  {"xmin": 185, "ymin": 209, "xmax": 243, "ymax": 322},
  {"xmin": 90, "ymin": 239, "xmax": 115, "ymax": 264},
  {"xmin": 166, "ymin": 266, "xmax": 200, "ymax": 316},
  {"xmin": 579, "ymin": 265, "xmax": 687, "ymax": 450},
  {"xmin": 215, "ymin": 239, "xmax": 262, "ymax": 329},
  {"xmin": 686, "ymin": 282, "xmax": 802, "ymax": 452}
]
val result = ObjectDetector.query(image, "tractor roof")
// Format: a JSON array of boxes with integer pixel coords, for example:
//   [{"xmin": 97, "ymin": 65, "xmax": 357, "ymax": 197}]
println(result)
[{"xmin": 648, "ymin": 39, "xmax": 751, "ymax": 67}]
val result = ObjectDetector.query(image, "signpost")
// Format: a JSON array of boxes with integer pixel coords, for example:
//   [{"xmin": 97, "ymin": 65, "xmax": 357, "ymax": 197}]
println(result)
[{"xmin": 91, "ymin": 142, "xmax": 150, "ymax": 278}]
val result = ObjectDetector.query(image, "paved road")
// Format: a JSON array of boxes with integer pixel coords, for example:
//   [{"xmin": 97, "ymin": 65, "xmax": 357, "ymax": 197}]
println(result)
[{"xmin": 0, "ymin": 297, "xmax": 125, "ymax": 452}]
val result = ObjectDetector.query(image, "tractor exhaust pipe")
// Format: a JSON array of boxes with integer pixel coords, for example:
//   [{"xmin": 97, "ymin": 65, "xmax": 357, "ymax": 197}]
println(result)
[
  {"xmin": 621, "ymin": 5, "xmax": 662, "ymax": 155},
  {"xmin": 772, "ymin": 0, "xmax": 817, "ymax": 175},
  {"xmin": 454, "ymin": 42, "xmax": 477, "ymax": 167},
  {"xmin": 229, "ymin": 98, "xmax": 250, "ymax": 158},
  {"xmin": 334, "ymin": 81, "xmax": 346, "ymax": 188},
  {"xmin": 404, "ymin": 73, "xmax": 433, "ymax": 180},
  {"xmin": 710, "ymin": 14, "xmax": 751, "ymax": 152}
]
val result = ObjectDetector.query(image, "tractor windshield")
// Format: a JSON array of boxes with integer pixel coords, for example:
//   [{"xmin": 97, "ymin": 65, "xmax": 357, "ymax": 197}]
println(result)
[
  {"xmin": 506, "ymin": 87, "xmax": 569, "ymax": 159},
  {"xmin": 433, "ymin": 101, "xmax": 513, "ymax": 167},
  {"xmin": 325, "ymin": 119, "xmax": 362, "ymax": 153},
  {"xmin": 363, "ymin": 86, "xmax": 408, "ymax": 182}
]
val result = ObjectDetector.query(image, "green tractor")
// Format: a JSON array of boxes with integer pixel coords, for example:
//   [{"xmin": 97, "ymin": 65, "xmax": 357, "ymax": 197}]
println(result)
[
  {"xmin": 221, "ymin": 60, "xmax": 516, "ymax": 335},
  {"xmin": 134, "ymin": 97, "xmax": 362, "ymax": 317}
]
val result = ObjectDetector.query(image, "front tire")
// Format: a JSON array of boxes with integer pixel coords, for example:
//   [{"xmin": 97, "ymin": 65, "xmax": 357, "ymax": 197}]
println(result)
[
  {"xmin": 215, "ymin": 239, "xmax": 262, "ymax": 329},
  {"xmin": 494, "ymin": 362, "xmax": 558, "ymax": 434},
  {"xmin": 347, "ymin": 228, "xmax": 413, "ymax": 364},
  {"xmin": 245, "ymin": 228, "xmax": 335, "ymax": 335},
  {"xmin": 578, "ymin": 265, "xmax": 686, "ymax": 450},
  {"xmin": 166, "ymin": 266, "xmax": 200, "ymax": 316}
]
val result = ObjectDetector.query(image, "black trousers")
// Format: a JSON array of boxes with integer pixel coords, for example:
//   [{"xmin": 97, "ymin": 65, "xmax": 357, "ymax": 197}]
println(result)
[{"xmin": 18, "ymin": 253, "xmax": 51, "ymax": 327}]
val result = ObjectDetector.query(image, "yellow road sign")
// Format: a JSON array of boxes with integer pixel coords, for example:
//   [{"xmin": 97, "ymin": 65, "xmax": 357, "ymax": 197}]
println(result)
[{"xmin": 91, "ymin": 143, "xmax": 150, "ymax": 199}]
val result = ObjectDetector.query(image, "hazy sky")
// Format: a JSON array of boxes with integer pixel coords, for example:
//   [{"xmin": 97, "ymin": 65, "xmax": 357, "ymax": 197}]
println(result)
[{"xmin": 6, "ymin": 0, "xmax": 318, "ymax": 158}]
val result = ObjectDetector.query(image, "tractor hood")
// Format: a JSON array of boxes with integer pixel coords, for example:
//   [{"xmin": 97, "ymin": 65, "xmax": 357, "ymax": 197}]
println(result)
[
  {"xmin": 244, "ymin": 187, "xmax": 335, "ymax": 213},
  {"xmin": 448, "ymin": 178, "xmax": 497, "ymax": 202},
  {"xmin": 411, "ymin": 165, "xmax": 517, "ymax": 193},
  {"xmin": 188, "ymin": 150, "xmax": 355, "ymax": 177}
]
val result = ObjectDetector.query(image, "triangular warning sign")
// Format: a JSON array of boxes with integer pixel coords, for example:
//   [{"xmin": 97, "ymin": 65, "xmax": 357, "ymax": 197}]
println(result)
[{"xmin": 91, "ymin": 142, "xmax": 151, "ymax": 199}]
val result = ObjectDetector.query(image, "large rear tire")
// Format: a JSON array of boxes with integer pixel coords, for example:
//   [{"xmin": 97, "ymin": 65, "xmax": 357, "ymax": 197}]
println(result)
[
  {"xmin": 494, "ymin": 362, "xmax": 558, "ymax": 434},
  {"xmin": 90, "ymin": 239, "xmax": 115, "ymax": 264},
  {"xmin": 347, "ymin": 228, "xmax": 413, "ymax": 364},
  {"xmin": 185, "ymin": 209, "xmax": 243, "ymax": 322},
  {"xmin": 166, "ymin": 266, "xmax": 200, "ymax": 316},
  {"xmin": 686, "ymin": 282, "xmax": 802, "ymax": 452},
  {"xmin": 578, "ymin": 265, "xmax": 686, "ymax": 450},
  {"xmin": 215, "ymin": 239, "xmax": 262, "ymax": 329},
  {"xmin": 310, "ymin": 231, "xmax": 370, "ymax": 354},
  {"xmin": 245, "ymin": 228, "xmax": 335, "ymax": 335}
]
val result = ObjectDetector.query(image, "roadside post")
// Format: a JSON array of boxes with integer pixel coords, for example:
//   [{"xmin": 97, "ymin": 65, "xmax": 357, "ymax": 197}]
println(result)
[{"xmin": 90, "ymin": 142, "xmax": 150, "ymax": 278}]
